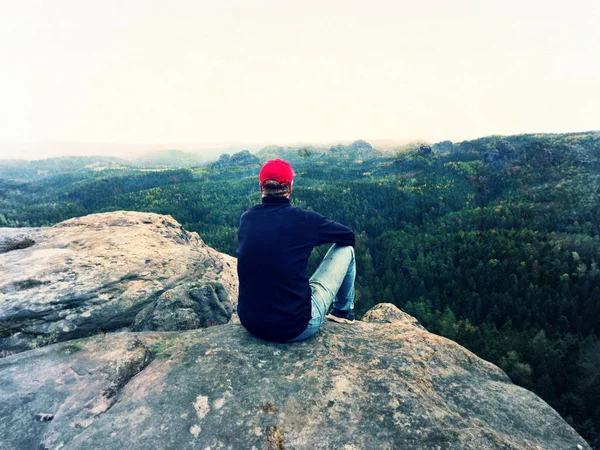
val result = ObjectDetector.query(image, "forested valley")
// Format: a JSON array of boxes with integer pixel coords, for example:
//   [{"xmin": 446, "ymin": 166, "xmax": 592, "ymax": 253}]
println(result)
[{"xmin": 1, "ymin": 132, "xmax": 599, "ymax": 445}]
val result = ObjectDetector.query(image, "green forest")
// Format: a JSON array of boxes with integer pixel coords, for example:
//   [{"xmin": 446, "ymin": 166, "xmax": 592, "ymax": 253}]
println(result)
[{"xmin": 1, "ymin": 132, "xmax": 599, "ymax": 445}]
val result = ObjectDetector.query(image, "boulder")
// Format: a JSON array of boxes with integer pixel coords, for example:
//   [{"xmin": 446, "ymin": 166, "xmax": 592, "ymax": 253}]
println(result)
[
  {"xmin": 0, "ymin": 304, "xmax": 589, "ymax": 449},
  {"xmin": 361, "ymin": 302, "xmax": 424, "ymax": 329},
  {"xmin": 0, "ymin": 212, "xmax": 238, "ymax": 354},
  {"xmin": 132, "ymin": 281, "xmax": 232, "ymax": 331}
]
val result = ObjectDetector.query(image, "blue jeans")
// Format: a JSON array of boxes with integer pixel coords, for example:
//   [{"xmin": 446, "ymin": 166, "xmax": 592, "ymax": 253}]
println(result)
[{"xmin": 286, "ymin": 244, "xmax": 356, "ymax": 342}]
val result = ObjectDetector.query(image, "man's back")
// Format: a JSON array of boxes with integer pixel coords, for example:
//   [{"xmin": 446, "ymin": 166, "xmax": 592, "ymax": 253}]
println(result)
[{"xmin": 236, "ymin": 195, "xmax": 355, "ymax": 341}]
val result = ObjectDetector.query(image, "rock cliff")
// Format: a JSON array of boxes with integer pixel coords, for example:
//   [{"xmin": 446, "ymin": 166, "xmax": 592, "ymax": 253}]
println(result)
[
  {"xmin": 0, "ymin": 212, "xmax": 237, "ymax": 354},
  {"xmin": 0, "ymin": 303, "xmax": 589, "ymax": 450},
  {"xmin": 0, "ymin": 213, "xmax": 591, "ymax": 449}
]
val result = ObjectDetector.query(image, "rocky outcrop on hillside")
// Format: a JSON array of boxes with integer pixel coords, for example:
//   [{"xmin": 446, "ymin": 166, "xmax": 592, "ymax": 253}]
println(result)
[
  {"xmin": 229, "ymin": 149, "xmax": 260, "ymax": 166},
  {"xmin": 210, "ymin": 150, "xmax": 261, "ymax": 170},
  {"xmin": 0, "ymin": 212, "xmax": 237, "ymax": 354},
  {"xmin": 0, "ymin": 303, "xmax": 589, "ymax": 450},
  {"xmin": 328, "ymin": 140, "xmax": 382, "ymax": 160},
  {"xmin": 419, "ymin": 144, "xmax": 432, "ymax": 155}
]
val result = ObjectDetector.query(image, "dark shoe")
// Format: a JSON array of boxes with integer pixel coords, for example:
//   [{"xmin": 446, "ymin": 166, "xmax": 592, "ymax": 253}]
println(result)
[{"xmin": 326, "ymin": 308, "xmax": 356, "ymax": 324}]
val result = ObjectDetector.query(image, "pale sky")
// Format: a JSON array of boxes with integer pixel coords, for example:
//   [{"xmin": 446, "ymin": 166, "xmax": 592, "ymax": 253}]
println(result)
[{"xmin": 0, "ymin": 0, "xmax": 598, "ymax": 159}]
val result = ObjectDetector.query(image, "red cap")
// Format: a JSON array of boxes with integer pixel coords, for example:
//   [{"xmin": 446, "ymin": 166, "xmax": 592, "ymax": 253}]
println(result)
[{"xmin": 259, "ymin": 159, "xmax": 294, "ymax": 186}]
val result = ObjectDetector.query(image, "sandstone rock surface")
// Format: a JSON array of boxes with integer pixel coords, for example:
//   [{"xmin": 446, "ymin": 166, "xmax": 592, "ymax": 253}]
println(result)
[
  {"xmin": 0, "ymin": 304, "xmax": 589, "ymax": 450},
  {"xmin": 0, "ymin": 212, "xmax": 237, "ymax": 353}
]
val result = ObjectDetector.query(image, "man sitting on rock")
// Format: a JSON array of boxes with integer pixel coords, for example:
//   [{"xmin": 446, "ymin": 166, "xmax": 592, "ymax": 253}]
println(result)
[{"xmin": 236, "ymin": 158, "xmax": 357, "ymax": 342}]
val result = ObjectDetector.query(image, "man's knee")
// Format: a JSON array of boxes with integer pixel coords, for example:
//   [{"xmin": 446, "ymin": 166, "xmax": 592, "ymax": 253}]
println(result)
[
  {"xmin": 338, "ymin": 244, "xmax": 354, "ymax": 261},
  {"xmin": 331, "ymin": 243, "xmax": 354, "ymax": 255},
  {"xmin": 329, "ymin": 244, "xmax": 355, "ymax": 271}
]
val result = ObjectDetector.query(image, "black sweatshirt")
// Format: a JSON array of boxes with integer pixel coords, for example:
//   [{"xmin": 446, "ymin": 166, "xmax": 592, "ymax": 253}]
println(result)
[{"xmin": 236, "ymin": 196, "xmax": 355, "ymax": 341}]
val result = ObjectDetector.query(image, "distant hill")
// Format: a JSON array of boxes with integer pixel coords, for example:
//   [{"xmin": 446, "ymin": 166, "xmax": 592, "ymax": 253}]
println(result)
[
  {"xmin": 255, "ymin": 140, "xmax": 383, "ymax": 163},
  {"xmin": 209, "ymin": 150, "xmax": 261, "ymax": 171},
  {"xmin": 254, "ymin": 145, "xmax": 320, "ymax": 163},
  {"xmin": 0, "ymin": 150, "xmax": 218, "ymax": 180},
  {"xmin": 326, "ymin": 140, "xmax": 383, "ymax": 160},
  {"xmin": 131, "ymin": 149, "xmax": 208, "ymax": 168},
  {"xmin": 0, "ymin": 156, "xmax": 131, "ymax": 180}
]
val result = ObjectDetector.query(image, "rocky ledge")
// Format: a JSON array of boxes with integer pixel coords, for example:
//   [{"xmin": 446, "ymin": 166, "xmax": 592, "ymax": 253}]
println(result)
[
  {"xmin": 0, "ymin": 303, "xmax": 589, "ymax": 450},
  {"xmin": 0, "ymin": 212, "xmax": 238, "ymax": 354}
]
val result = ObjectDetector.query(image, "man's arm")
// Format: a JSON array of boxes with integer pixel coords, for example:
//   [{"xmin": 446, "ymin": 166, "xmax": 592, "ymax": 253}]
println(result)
[{"xmin": 312, "ymin": 212, "xmax": 355, "ymax": 248}]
